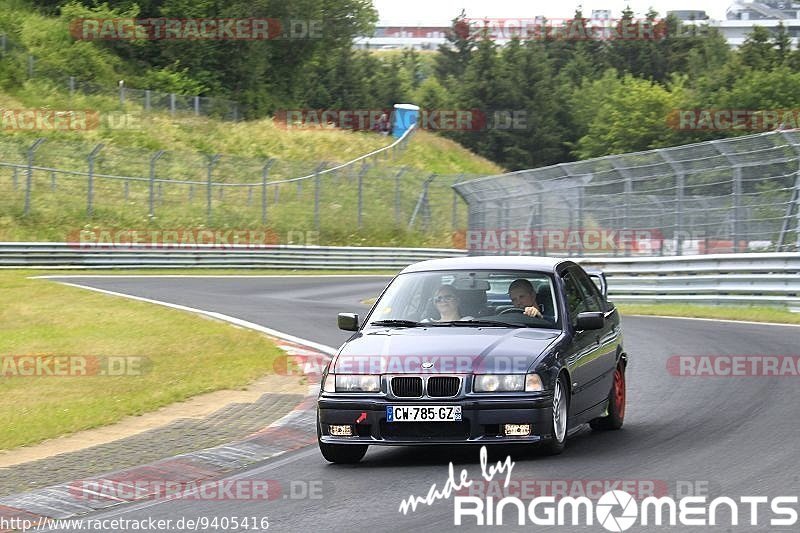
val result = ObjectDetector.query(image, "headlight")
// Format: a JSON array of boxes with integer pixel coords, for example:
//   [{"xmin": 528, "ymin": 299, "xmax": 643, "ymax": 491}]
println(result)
[
  {"xmin": 332, "ymin": 374, "xmax": 380, "ymax": 392},
  {"xmin": 473, "ymin": 373, "xmax": 543, "ymax": 392}
]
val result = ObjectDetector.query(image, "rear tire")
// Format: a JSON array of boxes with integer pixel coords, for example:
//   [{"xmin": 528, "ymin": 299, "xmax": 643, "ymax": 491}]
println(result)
[
  {"xmin": 590, "ymin": 363, "xmax": 626, "ymax": 431},
  {"xmin": 541, "ymin": 373, "xmax": 569, "ymax": 455}
]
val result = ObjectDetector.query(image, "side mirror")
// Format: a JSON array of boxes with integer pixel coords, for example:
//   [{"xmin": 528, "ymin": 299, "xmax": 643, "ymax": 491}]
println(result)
[
  {"xmin": 338, "ymin": 313, "xmax": 359, "ymax": 331},
  {"xmin": 576, "ymin": 311, "xmax": 604, "ymax": 331}
]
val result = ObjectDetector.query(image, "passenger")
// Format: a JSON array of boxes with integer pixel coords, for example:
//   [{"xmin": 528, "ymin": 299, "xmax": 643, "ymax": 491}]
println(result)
[
  {"xmin": 428, "ymin": 284, "xmax": 473, "ymax": 322},
  {"xmin": 508, "ymin": 279, "xmax": 543, "ymax": 318}
]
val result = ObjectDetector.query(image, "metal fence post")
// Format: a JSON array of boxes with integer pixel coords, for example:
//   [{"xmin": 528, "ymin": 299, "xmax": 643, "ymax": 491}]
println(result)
[
  {"xmin": 27, "ymin": 55, "xmax": 34, "ymax": 78},
  {"xmin": 145, "ymin": 90, "xmax": 151, "ymax": 111},
  {"xmin": 261, "ymin": 159, "xmax": 278, "ymax": 225},
  {"xmin": 69, "ymin": 76, "xmax": 75, "ymax": 98},
  {"xmin": 124, "ymin": 180, "xmax": 129, "ymax": 200},
  {"xmin": 394, "ymin": 167, "xmax": 406, "ymax": 226},
  {"xmin": 623, "ymin": 175, "xmax": 632, "ymax": 257},
  {"xmin": 148, "ymin": 150, "xmax": 165, "ymax": 219},
  {"xmin": 451, "ymin": 174, "xmax": 464, "ymax": 229},
  {"xmin": 50, "ymin": 171, "xmax": 56, "ymax": 190},
  {"xmin": 206, "ymin": 154, "xmax": 221, "ymax": 225},
  {"xmin": 119, "ymin": 81, "xmax": 125, "ymax": 105},
  {"xmin": 408, "ymin": 174, "xmax": 435, "ymax": 230},
  {"xmin": 194, "ymin": 96, "xmax": 200, "ymax": 116},
  {"xmin": 732, "ymin": 166, "xmax": 743, "ymax": 253},
  {"xmin": 23, "ymin": 139, "xmax": 45, "ymax": 216},
  {"xmin": 170, "ymin": 93, "xmax": 176, "ymax": 115},
  {"xmin": 314, "ymin": 162, "xmax": 325, "ymax": 231},
  {"xmin": 358, "ymin": 162, "xmax": 370, "ymax": 229},
  {"xmin": 12, "ymin": 167, "xmax": 18, "ymax": 190},
  {"xmin": 795, "ymin": 177, "xmax": 800, "ymax": 251},
  {"xmin": 86, "ymin": 144, "xmax": 104, "ymax": 216}
]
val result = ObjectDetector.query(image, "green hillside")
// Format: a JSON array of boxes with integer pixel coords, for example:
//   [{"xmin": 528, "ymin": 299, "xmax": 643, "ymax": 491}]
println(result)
[{"xmin": 0, "ymin": 85, "xmax": 502, "ymax": 247}]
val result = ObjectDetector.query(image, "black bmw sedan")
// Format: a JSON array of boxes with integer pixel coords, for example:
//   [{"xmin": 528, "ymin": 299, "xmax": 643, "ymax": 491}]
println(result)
[{"xmin": 317, "ymin": 256, "xmax": 628, "ymax": 463}]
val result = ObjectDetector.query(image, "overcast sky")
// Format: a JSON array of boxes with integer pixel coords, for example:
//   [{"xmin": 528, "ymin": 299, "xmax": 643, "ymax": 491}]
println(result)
[{"xmin": 373, "ymin": 0, "xmax": 735, "ymax": 25}]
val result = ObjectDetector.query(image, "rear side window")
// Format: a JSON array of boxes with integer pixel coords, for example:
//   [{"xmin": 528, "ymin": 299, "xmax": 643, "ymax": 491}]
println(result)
[
  {"xmin": 571, "ymin": 267, "xmax": 603, "ymax": 313},
  {"xmin": 561, "ymin": 271, "xmax": 586, "ymax": 324}
]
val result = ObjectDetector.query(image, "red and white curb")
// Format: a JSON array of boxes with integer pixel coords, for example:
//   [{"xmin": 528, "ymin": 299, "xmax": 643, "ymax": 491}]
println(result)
[{"xmin": 0, "ymin": 335, "xmax": 332, "ymax": 530}]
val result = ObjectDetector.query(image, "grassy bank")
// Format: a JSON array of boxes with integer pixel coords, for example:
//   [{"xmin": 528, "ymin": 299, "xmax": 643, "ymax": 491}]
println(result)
[
  {"xmin": 0, "ymin": 79, "xmax": 501, "ymax": 248},
  {"xmin": 0, "ymin": 270, "xmax": 287, "ymax": 450},
  {"xmin": 618, "ymin": 303, "xmax": 800, "ymax": 325}
]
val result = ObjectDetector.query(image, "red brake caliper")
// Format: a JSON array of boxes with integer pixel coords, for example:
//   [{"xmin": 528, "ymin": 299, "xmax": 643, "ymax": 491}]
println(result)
[{"xmin": 614, "ymin": 368, "xmax": 626, "ymax": 419}]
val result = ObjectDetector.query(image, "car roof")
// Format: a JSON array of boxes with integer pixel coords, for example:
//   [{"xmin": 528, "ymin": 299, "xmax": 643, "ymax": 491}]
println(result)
[{"xmin": 399, "ymin": 255, "xmax": 570, "ymax": 274}]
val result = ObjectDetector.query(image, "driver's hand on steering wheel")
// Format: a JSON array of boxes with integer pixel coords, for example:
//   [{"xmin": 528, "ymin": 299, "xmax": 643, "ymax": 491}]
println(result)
[{"xmin": 523, "ymin": 306, "xmax": 542, "ymax": 318}]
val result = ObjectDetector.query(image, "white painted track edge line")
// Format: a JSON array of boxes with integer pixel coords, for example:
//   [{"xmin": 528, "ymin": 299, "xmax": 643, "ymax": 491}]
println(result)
[{"xmin": 52, "ymin": 281, "xmax": 339, "ymax": 355}]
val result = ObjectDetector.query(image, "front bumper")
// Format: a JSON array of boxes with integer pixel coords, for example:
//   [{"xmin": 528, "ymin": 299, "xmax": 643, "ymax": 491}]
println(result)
[{"xmin": 318, "ymin": 394, "xmax": 555, "ymax": 445}]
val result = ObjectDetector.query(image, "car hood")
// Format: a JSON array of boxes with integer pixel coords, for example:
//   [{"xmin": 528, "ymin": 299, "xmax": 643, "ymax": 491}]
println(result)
[{"xmin": 333, "ymin": 327, "xmax": 560, "ymax": 374}]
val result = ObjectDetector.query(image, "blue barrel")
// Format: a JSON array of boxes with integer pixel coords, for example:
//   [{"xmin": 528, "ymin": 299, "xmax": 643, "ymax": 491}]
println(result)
[{"xmin": 392, "ymin": 104, "xmax": 420, "ymax": 138}]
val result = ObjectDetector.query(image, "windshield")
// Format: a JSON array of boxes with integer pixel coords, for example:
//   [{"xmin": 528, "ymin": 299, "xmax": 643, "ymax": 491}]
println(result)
[{"xmin": 366, "ymin": 269, "xmax": 559, "ymax": 329}]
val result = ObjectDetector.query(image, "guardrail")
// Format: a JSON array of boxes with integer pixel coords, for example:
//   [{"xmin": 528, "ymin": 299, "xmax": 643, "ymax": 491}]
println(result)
[
  {"xmin": 0, "ymin": 243, "xmax": 466, "ymax": 270},
  {"xmin": 2, "ymin": 245, "xmax": 797, "ymax": 310},
  {"xmin": 577, "ymin": 253, "xmax": 800, "ymax": 310}
]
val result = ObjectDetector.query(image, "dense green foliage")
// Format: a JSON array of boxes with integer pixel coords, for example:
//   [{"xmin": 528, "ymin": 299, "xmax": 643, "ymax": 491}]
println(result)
[{"xmin": 5, "ymin": 1, "xmax": 800, "ymax": 169}]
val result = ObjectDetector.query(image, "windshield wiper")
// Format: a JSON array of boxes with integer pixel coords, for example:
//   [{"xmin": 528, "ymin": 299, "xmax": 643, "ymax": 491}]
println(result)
[
  {"xmin": 431, "ymin": 320, "xmax": 525, "ymax": 328},
  {"xmin": 370, "ymin": 319, "xmax": 422, "ymax": 328}
]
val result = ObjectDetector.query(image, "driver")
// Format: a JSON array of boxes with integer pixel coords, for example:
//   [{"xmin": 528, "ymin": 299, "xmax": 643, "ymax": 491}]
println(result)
[{"xmin": 508, "ymin": 279, "xmax": 543, "ymax": 318}]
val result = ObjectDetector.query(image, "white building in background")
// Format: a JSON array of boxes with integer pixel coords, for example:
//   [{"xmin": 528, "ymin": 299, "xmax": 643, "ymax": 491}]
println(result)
[
  {"xmin": 355, "ymin": 3, "xmax": 800, "ymax": 50},
  {"xmin": 682, "ymin": 1, "xmax": 800, "ymax": 47}
]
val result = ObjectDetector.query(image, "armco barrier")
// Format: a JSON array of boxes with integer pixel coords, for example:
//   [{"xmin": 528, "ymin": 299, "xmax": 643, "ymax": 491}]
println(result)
[
  {"xmin": 0, "ymin": 243, "xmax": 466, "ymax": 270},
  {"xmin": 577, "ymin": 253, "xmax": 800, "ymax": 310},
  {"xmin": 1, "ymin": 245, "xmax": 797, "ymax": 309}
]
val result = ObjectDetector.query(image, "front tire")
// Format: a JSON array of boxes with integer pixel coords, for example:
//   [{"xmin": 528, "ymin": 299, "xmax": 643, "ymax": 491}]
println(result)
[
  {"xmin": 590, "ymin": 363, "xmax": 626, "ymax": 431},
  {"xmin": 542, "ymin": 373, "xmax": 569, "ymax": 455}
]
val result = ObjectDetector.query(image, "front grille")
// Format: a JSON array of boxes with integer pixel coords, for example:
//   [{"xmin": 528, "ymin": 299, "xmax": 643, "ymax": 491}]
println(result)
[
  {"xmin": 392, "ymin": 376, "xmax": 423, "ymax": 397},
  {"xmin": 379, "ymin": 420, "xmax": 470, "ymax": 440},
  {"xmin": 427, "ymin": 376, "xmax": 461, "ymax": 397}
]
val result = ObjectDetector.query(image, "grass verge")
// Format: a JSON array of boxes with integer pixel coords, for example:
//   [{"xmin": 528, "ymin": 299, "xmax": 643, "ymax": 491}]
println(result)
[
  {"xmin": 617, "ymin": 303, "xmax": 800, "ymax": 325},
  {"xmin": 0, "ymin": 270, "xmax": 287, "ymax": 451}
]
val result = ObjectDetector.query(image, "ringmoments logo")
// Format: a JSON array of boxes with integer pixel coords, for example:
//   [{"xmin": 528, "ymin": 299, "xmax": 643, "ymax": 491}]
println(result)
[{"xmin": 396, "ymin": 447, "xmax": 799, "ymax": 529}]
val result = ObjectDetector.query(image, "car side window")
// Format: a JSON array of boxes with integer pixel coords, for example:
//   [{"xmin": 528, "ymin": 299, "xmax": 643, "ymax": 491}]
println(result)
[
  {"xmin": 561, "ymin": 271, "xmax": 586, "ymax": 324},
  {"xmin": 571, "ymin": 268, "xmax": 603, "ymax": 313}
]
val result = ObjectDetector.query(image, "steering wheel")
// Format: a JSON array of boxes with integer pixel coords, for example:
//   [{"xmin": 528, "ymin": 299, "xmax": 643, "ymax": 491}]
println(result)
[{"xmin": 499, "ymin": 307, "xmax": 524, "ymax": 315}]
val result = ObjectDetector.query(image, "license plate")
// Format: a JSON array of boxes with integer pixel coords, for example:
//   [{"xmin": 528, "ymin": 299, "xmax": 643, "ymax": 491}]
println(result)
[{"xmin": 386, "ymin": 405, "xmax": 462, "ymax": 422}]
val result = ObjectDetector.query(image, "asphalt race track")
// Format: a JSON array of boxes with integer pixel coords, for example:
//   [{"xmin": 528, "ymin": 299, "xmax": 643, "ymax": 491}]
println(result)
[{"xmin": 45, "ymin": 275, "xmax": 800, "ymax": 532}]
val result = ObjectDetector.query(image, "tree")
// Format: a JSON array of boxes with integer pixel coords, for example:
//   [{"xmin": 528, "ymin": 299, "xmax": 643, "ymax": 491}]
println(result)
[
  {"xmin": 573, "ymin": 73, "xmax": 684, "ymax": 158},
  {"xmin": 435, "ymin": 10, "xmax": 477, "ymax": 80},
  {"xmin": 739, "ymin": 25, "xmax": 776, "ymax": 70}
]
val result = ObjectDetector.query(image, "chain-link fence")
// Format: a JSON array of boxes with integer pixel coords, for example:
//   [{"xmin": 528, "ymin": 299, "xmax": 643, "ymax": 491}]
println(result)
[
  {"xmin": 0, "ymin": 127, "xmax": 479, "ymax": 244},
  {"xmin": 454, "ymin": 130, "xmax": 800, "ymax": 256},
  {"xmin": 0, "ymin": 33, "xmax": 242, "ymax": 120}
]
